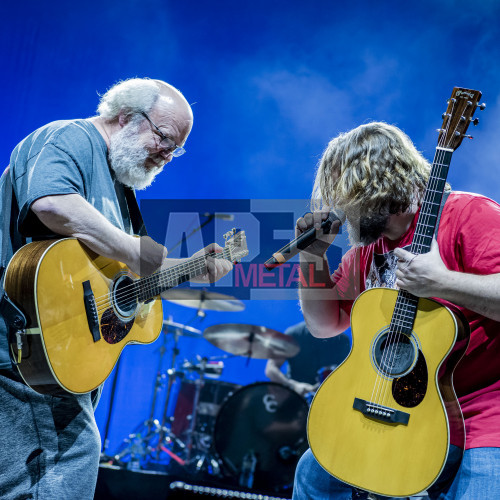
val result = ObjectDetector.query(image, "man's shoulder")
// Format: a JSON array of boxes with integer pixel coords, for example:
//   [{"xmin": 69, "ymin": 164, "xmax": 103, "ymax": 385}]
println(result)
[
  {"xmin": 446, "ymin": 191, "xmax": 500, "ymax": 216},
  {"xmin": 38, "ymin": 119, "xmax": 102, "ymax": 155},
  {"xmin": 15, "ymin": 119, "xmax": 103, "ymax": 162}
]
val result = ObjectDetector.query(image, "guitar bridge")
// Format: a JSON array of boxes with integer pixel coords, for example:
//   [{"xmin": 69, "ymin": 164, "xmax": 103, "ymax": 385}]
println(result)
[
  {"xmin": 83, "ymin": 280, "xmax": 100, "ymax": 342},
  {"xmin": 353, "ymin": 397, "xmax": 410, "ymax": 425}
]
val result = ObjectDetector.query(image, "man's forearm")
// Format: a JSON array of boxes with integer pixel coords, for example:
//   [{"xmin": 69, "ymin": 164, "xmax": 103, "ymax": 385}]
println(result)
[
  {"xmin": 395, "ymin": 244, "xmax": 500, "ymax": 323},
  {"xmin": 437, "ymin": 271, "xmax": 500, "ymax": 322},
  {"xmin": 31, "ymin": 194, "xmax": 165, "ymax": 275},
  {"xmin": 298, "ymin": 254, "xmax": 349, "ymax": 338}
]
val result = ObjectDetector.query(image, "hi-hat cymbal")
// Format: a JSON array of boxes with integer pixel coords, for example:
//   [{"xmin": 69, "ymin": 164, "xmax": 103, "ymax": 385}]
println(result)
[
  {"xmin": 162, "ymin": 289, "xmax": 245, "ymax": 312},
  {"xmin": 162, "ymin": 319, "xmax": 202, "ymax": 337},
  {"xmin": 203, "ymin": 323, "xmax": 300, "ymax": 359}
]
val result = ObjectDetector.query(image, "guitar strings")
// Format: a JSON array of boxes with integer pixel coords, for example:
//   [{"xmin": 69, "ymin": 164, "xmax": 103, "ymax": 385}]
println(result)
[
  {"xmin": 372, "ymin": 146, "xmax": 448, "ymax": 408},
  {"xmin": 95, "ymin": 252, "xmax": 222, "ymax": 315},
  {"xmin": 94, "ymin": 249, "xmax": 229, "ymax": 313},
  {"xmin": 93, "ymin": 248, "xmax": 232, "ymax": 314},
  {"xmin": 378, "ymin": 151, "xmax": 446, "ymax": 406},
  {"xmin": 377, "ymin": 153, "xmax": 447, "ymax": 408},
  {"xmin": 93, "ymin": 250, "xmax": 218, "ymax": 307},
  {"xmin": 93, "ymin": 233, "xmax": 243, "ymax": 307},
  {"xmin": 93, "ymin": 249, "xmax": 226, "ymax": 305},
  {"xmin": 375, "ymin": 129, "xmax": 451, "ymax": 407},
  {"xmin": 368, "ymin": 148, "xmax": 444, "ymax": 406},
  {"xmin": 370, "ymin": 102, "xmax": 459, "ymax": 408}
]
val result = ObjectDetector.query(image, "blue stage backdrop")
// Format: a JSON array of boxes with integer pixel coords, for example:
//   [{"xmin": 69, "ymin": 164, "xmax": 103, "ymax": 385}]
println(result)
[{"xmin": 1, "ymin": 0, "xmax": 500, "ymax": 454}]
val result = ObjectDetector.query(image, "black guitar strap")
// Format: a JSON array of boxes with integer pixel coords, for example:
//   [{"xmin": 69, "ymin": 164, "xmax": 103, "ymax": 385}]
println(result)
[{"xmin": 123, "ymin": 186, "xmax": 148, "ymax": 237}]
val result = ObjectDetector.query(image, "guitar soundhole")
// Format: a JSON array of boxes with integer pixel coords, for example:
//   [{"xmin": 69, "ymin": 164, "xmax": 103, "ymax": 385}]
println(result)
[
  {"xmin": 373, "ymin": 332, "xmax": 417, "ymax": 377},
  {"xmin": 112, "ymin": 274, "xmax": 138, "ymax": 318}
]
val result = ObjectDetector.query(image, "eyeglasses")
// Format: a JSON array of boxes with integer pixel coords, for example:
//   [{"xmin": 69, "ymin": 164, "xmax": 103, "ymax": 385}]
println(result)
[{"xmin": 140, "ymin": 112, "xmax": 186, "ymax": 158}]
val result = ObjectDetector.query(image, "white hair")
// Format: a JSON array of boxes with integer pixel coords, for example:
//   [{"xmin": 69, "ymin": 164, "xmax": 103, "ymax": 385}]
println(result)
[{"xmin": 97, "ymin": 78, "xmax": 160, "ymax": 120}]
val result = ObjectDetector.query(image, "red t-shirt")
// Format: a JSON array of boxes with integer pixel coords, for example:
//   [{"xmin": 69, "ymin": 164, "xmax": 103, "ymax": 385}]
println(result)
[{"xmin": 331, "ymin": 191, "xmax": 500, "ymax": 449}]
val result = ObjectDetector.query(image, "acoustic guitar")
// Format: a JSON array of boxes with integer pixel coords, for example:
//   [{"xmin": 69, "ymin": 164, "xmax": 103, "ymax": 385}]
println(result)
[
  {"xmin": 4, "ymin": 229, "xmax": 248, "ymax": 396},
  {"xmin": 307, "ymin": 87, "xmax": 483, "ymax": 497}
]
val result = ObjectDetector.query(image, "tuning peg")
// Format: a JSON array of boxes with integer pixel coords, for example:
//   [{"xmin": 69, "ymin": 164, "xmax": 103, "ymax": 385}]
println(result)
[
  {"xmin": 223, "ymin": 230, "xmax": 234, "ymax": 241},
  {"xmin": 471, "ymin": 117, "xmax": 479, "ymax": 126},
  {"xmin": 478, "ymin": 103, "xmax": 486, "ymax": 110},
  {"xmin": 463, "ymin": 134, "xmax": 473, "ymax": 139}
]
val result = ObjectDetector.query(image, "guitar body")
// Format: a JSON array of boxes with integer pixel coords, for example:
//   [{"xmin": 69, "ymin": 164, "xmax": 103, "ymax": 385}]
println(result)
[
  {"xmin": 308, "ymin": 287, "xmax": 469, "ymax": 497},
  {"xmin": 4, "ymin": 238, "xmax": 163, "ymax": 395}
]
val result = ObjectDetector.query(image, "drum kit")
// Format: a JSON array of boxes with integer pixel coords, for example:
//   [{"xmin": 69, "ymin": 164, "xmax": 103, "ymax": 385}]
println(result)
[{"xmin": 105, "ymin": 289, "xmax": 308, "ymax": 493}]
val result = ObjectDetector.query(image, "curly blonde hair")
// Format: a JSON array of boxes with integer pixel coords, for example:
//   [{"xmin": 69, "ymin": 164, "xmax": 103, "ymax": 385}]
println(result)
[{"xmin": 312, "ymin": 122, "xmax": 434, "ymax": 214}]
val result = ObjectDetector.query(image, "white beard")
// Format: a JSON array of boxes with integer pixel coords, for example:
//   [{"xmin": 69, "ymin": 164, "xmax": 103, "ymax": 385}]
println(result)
[{"xmin": 108, "ymin": 120, "xmax": 164, "ymax": 190}]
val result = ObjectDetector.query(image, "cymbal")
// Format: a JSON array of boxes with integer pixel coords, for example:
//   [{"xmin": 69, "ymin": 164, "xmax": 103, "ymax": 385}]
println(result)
[
  {"xmin": 203, "ymin": 323, "xmax": 300, "ymax": 359},
  {"xmin": 162, "ymin": 319, "xmax": 202, "ymax": 337},
  {"xmin": 162, "ymin": 289, "xmax": 245, "ymax": 312}
]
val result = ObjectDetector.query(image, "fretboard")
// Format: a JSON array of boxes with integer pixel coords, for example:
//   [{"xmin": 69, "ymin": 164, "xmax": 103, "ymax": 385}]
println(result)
[
  {"xmin": 135, "ymin": 248, "xmax": 232, "ymax": 303},
  {"xmin": 390, "ymin": 147, "xmax": 453, "ymax": 334}
]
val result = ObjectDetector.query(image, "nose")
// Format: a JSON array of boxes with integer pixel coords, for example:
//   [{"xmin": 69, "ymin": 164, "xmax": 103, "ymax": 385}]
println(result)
[{"xmin": 159, "ymin": 149, "xmax": 174, "ymax": 162}]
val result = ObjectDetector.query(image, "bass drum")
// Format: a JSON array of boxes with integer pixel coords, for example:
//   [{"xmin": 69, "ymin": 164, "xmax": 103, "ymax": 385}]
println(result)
[{"xmin": 213, "ymin": 382, "xmax": 308, "ymax": 490}]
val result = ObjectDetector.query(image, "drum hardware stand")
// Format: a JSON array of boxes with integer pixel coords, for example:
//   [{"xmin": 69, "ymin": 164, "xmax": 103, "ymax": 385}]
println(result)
[
  {"xmin": 112, "ymin": 319, "xmax": 186, "ymax": 468},
  {"xmin": 100, "ymin": 355, "xmax": 122, "ymax": 460},
  {"xmin": 154, "ymin": 325, "xmax": 187, "ymax": 461},
  {"xmin": 239, "ymin": 450, "xmax": 257, "ymax": 489},
  {"xmin": 181, "ymin": 357, "xmax": 223, "ymax": 477}
]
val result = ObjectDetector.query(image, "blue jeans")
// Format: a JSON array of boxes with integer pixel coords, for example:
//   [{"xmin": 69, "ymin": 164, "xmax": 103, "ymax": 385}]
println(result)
[
  {"xmin": 293, "ymin": 446, "xmax": 500, "ymax": 499},
  {"xmin": 0, "ymin": 368, "xmax": 101, "ymax": 499}
]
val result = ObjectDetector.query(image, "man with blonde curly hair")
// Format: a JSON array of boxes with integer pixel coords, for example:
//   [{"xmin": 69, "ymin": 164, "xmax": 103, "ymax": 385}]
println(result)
[
  {"xmin": 0, "ymin": 78, "xmax": 232, "ymax": 499},
  {"xmin": 293, "ymin": 122, "xmax": 500, "ymax": 499}
]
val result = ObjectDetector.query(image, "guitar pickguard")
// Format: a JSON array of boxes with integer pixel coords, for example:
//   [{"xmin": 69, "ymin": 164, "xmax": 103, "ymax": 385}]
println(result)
[
  {"xmin": 392, "ymin": 349, "xmax": 428, "ymax": 408},
  {"xmin": 100, "ymin": 308, "xmax": 135, "ymax": 344}
]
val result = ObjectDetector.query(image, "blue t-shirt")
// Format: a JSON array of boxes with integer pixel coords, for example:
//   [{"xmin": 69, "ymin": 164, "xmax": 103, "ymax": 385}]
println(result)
[
  {"xmin": 286, "ymin": 322, "xmax": 351, "ymax": 385},
  {"xmin": 0, "ymin": 119, "xmax": 134, "ymax": 368}
]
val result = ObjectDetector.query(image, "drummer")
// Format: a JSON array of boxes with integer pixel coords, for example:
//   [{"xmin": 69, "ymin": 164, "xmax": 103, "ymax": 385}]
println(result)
[{"xmin": 265, "ymin": 321, "xmax": 350, "ymax": 397}]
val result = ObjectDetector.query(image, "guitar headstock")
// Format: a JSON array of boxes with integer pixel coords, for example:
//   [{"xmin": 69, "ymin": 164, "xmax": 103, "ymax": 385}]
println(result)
[
  {"xmin": 223, "ymin": 229, "xmax": 249, "ymax": 263},
  {"xmin": 438, "ymin": 87, "xmax": 484, "ymax": 150}
]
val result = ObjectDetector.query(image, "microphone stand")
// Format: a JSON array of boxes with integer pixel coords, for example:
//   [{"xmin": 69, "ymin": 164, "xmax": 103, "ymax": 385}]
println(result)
[{"xmin": 167, "ymin": 214, "xmax": 215, "ymax": 254}]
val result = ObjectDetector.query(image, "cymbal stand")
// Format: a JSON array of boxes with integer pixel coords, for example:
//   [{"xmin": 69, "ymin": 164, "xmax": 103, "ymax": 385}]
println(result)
[
  {"xmin": 154, "ymin": 325, "xmax": 186, "ymax": 460},
  {"xmin": 183, "ymin": 357, "xmax": 222, "ymax": 477},
  {"xmin": 113, "ymin": 322, "xmax": 185, "ymax": 468}
]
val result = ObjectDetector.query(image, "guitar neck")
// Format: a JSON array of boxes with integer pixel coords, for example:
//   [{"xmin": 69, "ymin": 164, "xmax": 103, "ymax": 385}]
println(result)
[
  {"xmin": 410, "ymin": 147, "xmax": 453, "ymax": 255},
  {"xmin": 135, "ymin": 248, "xmax": 232, "ymax": 302},
  {"xmin": 391, "ymin": 147, "xmax": 453, "ymax": 334}
]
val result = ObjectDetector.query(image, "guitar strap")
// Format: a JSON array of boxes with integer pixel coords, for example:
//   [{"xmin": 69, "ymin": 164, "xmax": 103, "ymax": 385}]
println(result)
[{"xmin": 123, "ymin": 186, "xmax": 148, "ymax": 237}]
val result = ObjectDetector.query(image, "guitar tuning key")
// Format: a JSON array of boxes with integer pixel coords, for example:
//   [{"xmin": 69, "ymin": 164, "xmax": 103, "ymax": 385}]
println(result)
[
  {"xmin": 471, "ymin": 118, "xmax": 479, "ymax": 126},
  {"xmin": 479, "ymin": 103, "xmax": 486, "ymax": 110},
  {"xmin": 224, "ymin": 229, "xmax": 236, "ymax": 240}
]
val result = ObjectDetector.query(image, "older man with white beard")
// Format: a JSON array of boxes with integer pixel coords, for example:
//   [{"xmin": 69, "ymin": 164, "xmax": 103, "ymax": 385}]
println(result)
[{"xmin": 0, "ymin": 78, "xmax": 233, "ymax": 499}]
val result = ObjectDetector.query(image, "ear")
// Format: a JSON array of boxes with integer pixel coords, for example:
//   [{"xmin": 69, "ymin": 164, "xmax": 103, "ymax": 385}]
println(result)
[{"xmin": 117, "ymin": 110, "xmax": 131, "ymax": 128}]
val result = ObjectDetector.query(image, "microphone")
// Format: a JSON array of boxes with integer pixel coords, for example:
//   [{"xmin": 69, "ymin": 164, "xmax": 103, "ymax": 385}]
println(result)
[
  {"xmin": 264, "ymin": 210, "xmax": 345, "ymax": 270},
  {"xmin": 202, "ymin": 212, "xmax": 235, "ymax": 221}
]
